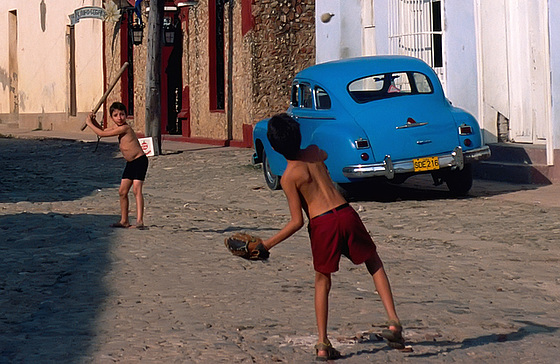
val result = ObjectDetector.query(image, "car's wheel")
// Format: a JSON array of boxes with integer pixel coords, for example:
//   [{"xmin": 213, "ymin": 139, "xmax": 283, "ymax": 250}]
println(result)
[
  {"xmin": 445, "ymin": 164, "xmax": 473, "ymax": 196},
  {"xmin": 262, "ymin": 151, "xmax": 281, "ymax": 190}
]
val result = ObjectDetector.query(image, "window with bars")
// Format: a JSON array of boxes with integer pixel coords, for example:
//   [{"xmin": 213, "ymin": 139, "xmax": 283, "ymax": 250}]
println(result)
[{"xmin": 388, "ymin": 0, "xmax": 444, "ymax": 85}]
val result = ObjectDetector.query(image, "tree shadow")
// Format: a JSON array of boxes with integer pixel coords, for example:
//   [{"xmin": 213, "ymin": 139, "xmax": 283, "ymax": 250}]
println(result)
[
  {"xmin": 0, "ymin": 212, "xmax": 117, "ymax": 363},
  {"xmin": 0, "ymin": 138, "xmax": 123, "ymax": 203}
]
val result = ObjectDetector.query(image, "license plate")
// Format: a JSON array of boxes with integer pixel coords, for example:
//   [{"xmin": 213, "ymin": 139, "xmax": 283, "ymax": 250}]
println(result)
[{"xmin": 413, "ymin": 156, "xmax": 439, "ymax": 172}]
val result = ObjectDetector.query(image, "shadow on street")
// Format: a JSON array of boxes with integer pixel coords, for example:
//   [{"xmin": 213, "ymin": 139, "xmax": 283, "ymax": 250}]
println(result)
[
  {"xmin": 0, "ymin": 212, "xmax": 116, "ymax": 363},
  {"xmin": 0, "ymin": 138, "xmax": 123, "ymax": 203}
]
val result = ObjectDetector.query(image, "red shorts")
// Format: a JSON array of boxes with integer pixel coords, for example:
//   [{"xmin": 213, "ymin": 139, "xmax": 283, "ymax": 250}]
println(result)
[{"xmin": 308, "ymin": 204, "xmax": 376, "ymax": 274}]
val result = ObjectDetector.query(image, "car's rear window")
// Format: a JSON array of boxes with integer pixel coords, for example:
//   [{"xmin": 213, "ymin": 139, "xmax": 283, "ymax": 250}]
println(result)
[{"xmin": 348, "ymin": 71, "xmax": 433, "ymax": 103}]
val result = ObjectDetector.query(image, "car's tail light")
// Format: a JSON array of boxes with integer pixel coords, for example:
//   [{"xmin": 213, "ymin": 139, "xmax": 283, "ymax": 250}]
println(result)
[
  {"xmin": 361, "ymin": 153, "xmax": 370, "ymax": 161},
  {"xmin": 459, "ymin": 124, "xmax": 472, "ymax": 135},
  {"xmin": 355, "ymin": 139, "xmax": 369, "ymax": 149},
  {"xmin": 464, "ymin": 138, "xmax": 472, "ymax": 147}
]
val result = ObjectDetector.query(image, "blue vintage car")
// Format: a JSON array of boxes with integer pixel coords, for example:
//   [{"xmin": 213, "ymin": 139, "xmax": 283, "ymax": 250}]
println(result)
[{"xmin": 252, "ymin": 56, "xmax": 490, "ymax": 195}]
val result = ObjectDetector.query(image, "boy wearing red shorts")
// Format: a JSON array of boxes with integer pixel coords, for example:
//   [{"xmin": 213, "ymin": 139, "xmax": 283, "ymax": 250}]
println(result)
[{"xmin": 261, "ymin": 113, "xmax": 404, "ymax": 360}]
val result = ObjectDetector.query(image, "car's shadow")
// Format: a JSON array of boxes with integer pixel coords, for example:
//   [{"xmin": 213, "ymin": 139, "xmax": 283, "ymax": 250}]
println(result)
[{"xmin": 339, "ymin": 174, "xmax": 541, "ymax": 203}]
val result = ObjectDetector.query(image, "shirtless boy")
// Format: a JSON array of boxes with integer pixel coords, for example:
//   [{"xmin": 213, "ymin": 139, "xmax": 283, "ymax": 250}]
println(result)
[
  {"xmin": 85, "ymin": 102, "xmax": 148, "ymax": 229},
  {"xmin": 261, "ymin": 113, "xmax": 404, "ymax": 360}
]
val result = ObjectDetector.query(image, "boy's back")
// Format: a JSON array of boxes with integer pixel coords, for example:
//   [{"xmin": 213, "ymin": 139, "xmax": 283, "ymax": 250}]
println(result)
[{"xmin": 282, "ymin": 144, "xmax": 347, "ymax": 219}]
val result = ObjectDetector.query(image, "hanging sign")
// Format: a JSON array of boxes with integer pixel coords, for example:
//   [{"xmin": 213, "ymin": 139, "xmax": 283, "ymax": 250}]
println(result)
[
  {"xmin": 138, "ymin": 137, "xmax": 155, "ymax": 157},
  {"xmin": 69, "ymin": 6, "xmax": 107, "ymax": 25}
]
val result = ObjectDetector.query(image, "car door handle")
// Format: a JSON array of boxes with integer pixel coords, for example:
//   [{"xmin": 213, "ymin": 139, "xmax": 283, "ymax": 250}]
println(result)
[{"xmin": 396, "ymin": 122, "xmax": 428, "ymax": 129}]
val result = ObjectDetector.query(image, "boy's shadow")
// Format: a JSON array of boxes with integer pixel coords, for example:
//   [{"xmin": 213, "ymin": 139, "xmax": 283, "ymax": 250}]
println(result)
[{"xmin": 340, "ymin": 320, "xmax": 558, "ymax": 360}]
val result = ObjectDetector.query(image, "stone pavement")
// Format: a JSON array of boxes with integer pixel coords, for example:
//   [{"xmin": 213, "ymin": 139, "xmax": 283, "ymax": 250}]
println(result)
[{"xmin": 1, "ymin": 128, "xmax": 559, "ymax": 363}]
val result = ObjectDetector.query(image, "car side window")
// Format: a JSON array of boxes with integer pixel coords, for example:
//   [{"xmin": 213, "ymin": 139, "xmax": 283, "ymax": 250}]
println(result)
[
  {"xmin": 413, "ymin": 72, "xmax": 432, "ymax": 93},
  {"xmin": 348, "ymin": 71, "xmax": 433, "ymax": 103},
  {"xmin": 291, "ymin": 84, "xmax": 299, "ymax": 107},
  {"xmin": 301, "ymin": 84, "xmax": 313, "ymax": 108},
  {"xmin": 315, "ymin": 87, "xmax": 331, "ymax": 110}
]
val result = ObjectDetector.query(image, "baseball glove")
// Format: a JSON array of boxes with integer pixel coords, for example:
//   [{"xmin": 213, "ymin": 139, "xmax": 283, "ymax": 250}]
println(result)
[{"xmin": 224, "ymin": 232, "xmax": 270, "ymax": 260}]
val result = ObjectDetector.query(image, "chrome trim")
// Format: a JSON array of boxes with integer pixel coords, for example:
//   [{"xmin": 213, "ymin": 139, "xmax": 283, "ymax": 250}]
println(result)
[
  {"xmin": 458, "ymin": 124, "xmax": 473, "ymax": 135},
  {"xmin": 292, "ymin": 115, "xmax": 336, "ymax": 120},
  {"xmin": 384, "ymin": 155, "xmax": 394, "ymax": 179},
  {"xmin": 396, "ymin": 122, "xmax": 428, "ymax": 129},
  {"xmin": 355, "ymin": 138, "xmax": 370, "ymax": 149},
  {"xmin": 464, "ymin": 145, "xmax": 491, "ymax": 162},
  {"xmin": 452, "ymin": 146, "xmax": 464, "ymax": 170},
  {"xmin": 416, "ymin": 140, "xmax": 432, "ymax": 145},
  {"xmin": 342, "ymin": 145, "xmax": 491, "ymax": 179}
]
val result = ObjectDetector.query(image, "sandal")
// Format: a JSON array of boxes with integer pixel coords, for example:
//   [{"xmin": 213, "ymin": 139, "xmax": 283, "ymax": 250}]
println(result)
[
  {"xmin": 381, "ymin": 320, "xmax": 405, "ymax": 349},
  {"xmin": 314, "ymin": 340, "xmax": 341, "ymax": 361}
]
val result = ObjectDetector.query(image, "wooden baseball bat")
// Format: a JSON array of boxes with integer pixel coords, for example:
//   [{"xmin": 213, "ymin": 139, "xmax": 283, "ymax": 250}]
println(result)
[{"xmin": 81, "ymin": 62, "xmax": 129, "ymax": 131}]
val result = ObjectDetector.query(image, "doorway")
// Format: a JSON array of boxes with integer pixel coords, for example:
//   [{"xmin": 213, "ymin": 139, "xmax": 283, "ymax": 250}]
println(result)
[
  {"xmin": 477, "ymin": 0, "xmax": 551, "ymax": 145},
  {"xmin": 161, "ymin": 13, "xmax": 183, "ymax": 135}
]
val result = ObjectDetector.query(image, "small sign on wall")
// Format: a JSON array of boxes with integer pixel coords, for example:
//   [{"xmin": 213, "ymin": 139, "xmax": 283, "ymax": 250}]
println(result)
[{"xmin": 139, "ymin": 137, "xmax": 155, "ymax": 157}]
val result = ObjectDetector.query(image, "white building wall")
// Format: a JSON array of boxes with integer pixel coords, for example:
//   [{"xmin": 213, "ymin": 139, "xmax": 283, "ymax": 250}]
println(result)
[
  {"xmin": 549, "ymin": 1, "xmax": 560, "ymax": 150},
  {"xmin": 373, "ymin": 1, "xmax": 389, "ymax": 55},
  {"xmin": 316, "ymin": 0, "xmax": 363, "ymax": 64},
  {"xmin": 0, "ymin": 0, "xmax": 103, "ymax": 130},
  {"xmin": 442, "ymin": 1, "xmax": 478, "ymax": 116},
  {"xmin": 316, "ymin": 0, "xmax": 480, "ymax": 118}
]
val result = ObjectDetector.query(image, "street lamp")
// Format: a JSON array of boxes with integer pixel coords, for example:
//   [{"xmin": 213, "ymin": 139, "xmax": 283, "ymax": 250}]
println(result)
[
  {"xmin": 163, "ymin": 17, "xmax": 175, "ymax": 46},
  {"xmin": 131, "ymin": 21, "xmax": 144, "ymax": 45}
]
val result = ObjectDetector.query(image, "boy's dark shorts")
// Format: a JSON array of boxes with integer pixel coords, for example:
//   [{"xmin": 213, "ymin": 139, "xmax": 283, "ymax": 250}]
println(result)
[
  {"xmin": 308, "ymin": 204, "xmax": 376, "ymax": 274},
  {"xmin": 122, "ymin": 154, "xmax": 149, "ymax": 181}
]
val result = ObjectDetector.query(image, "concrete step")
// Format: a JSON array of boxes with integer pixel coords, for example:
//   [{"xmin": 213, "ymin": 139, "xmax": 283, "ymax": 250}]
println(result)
[
  {"xmin": 473, "ymin": 143, "xmax": 552, "ymax": 184},
  {"xmin": 485, "ymin": 142, "xmax": 547, "ymax": 165}
]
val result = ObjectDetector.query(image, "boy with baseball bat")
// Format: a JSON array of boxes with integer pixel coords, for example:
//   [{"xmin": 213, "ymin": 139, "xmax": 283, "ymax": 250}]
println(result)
[
  {"xmin": 262, "ymin": 113, "xmax": 404, "ymax": 360},
  {"xmin": 85, "ymin": 102, "xmax": 148, "ymax": 229}
]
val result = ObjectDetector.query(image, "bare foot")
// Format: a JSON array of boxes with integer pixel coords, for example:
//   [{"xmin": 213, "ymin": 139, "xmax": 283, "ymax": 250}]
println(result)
[
  {"xmin": 129, "ymin": 224, "xmax": 147, "ymax": 230},
  {"xmin": 110, "ymin": 222, "xmax": 130, "ymax": 228}
]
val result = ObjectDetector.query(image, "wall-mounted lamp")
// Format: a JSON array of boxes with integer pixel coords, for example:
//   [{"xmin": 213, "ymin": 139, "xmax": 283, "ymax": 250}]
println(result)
[
  {"xmin": 163, "ymin": 17, "xmax": 175, "ymax": 46},
  {"xmin": 320, "ymin": 13, "xmax": 335, "ymax": 23},
  {"xmin": 131, "ymin": 21, "xmax": 144, "ymax": 45}
]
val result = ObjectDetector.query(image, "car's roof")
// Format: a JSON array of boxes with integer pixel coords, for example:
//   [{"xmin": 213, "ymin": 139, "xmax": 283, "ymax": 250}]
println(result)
[{"xmin": 295, "ymin": 55, "xmax": 438, "ymax": 88}]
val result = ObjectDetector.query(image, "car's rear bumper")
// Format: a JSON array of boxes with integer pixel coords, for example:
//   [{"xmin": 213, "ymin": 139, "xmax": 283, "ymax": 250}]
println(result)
[{"xmin": 342, "ymin": 145, "xmax": 491, "ymax": 179}]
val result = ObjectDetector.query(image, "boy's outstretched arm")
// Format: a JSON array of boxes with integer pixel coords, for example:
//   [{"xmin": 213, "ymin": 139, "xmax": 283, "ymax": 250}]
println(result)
[{"xmin": 262, "ymin": 174, "xmax": 304, "ymax": 250}]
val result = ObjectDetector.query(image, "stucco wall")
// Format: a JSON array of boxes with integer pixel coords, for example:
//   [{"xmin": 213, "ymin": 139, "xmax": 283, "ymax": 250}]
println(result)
[
  {"xmin": 187, "ymin": 2, "xmax": 225, "ymax": 139},
  {"xmin": 0, "ymin": 1, "xmax": 104, "ymax": 130},
  {"xmin": 185, "ymin": 0, "xmax": 315, "ymax": 141},
  {"xmin": 103, "ymin": 14, "xmax": 148, "ymax": 133},
  {"xmin": 250, "ymin": 0, "xmax": 315, "ymax": 123}
]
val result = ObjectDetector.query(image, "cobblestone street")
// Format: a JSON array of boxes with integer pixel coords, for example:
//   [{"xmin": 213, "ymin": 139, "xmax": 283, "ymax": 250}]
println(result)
[{"xmin": 1, "ymin": 136, "xmax": 559, "ymax": 363}]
